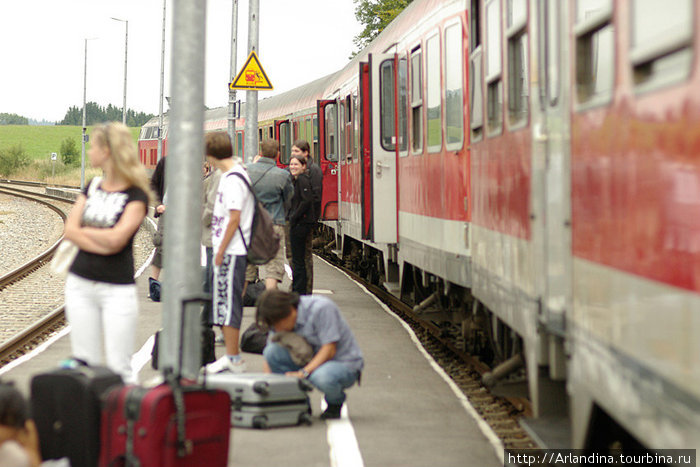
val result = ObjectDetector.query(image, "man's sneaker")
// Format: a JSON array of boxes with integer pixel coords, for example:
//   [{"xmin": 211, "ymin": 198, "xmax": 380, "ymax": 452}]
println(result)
[
  {"xmin": 320, "ymin": 403, "xmax": 343, "ymax": 420},
  {"xmin": 205, "ymin": 355, "xmax": 247, "ymax": 374}
]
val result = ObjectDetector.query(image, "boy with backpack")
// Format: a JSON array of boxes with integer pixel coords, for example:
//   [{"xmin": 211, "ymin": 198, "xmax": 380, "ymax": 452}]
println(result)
[{"xmin": 204, "ymin": 132, "xmax": 254, "ymax": 374}]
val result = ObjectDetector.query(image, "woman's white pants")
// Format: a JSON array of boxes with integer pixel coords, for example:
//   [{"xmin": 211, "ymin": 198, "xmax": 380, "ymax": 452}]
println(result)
[{"xmin": 65, "ymin": 273, "xmax": 139, "ymax": 383}]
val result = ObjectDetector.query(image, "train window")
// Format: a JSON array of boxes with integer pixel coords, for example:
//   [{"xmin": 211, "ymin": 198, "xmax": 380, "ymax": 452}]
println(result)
[
  {"xmin": 630, "ymin": 0, "xmax": 693, "ymax": 91},
  {"xmin": 306, "ymin": 117, "xmax": 312, "ymax": 145},
  {"xmin": 345, "ymin": 95, "xmax": 354, "ymax": 161},
  {"xmin": 313, "ymin": 115, "xmax": 319, "ymax": 162},
  {"xmin": 470, "ymin": 51, "xmax": 484, "ymax": 140},
  {"xmin": 574, "ymin": 0, "xmax": 614, "ymax": 106},
  {"xmin": 325, "ymin": 103, "xmax": 339, "ymax": 162},
  {"xmin": 380, "ymin": 59, "xmax": 397, "ymax": 151},
  {"xmin": 236, "ymin": 132, "xmax": 243, "ymax": 158},
  {"xmin": 546, "ymin": 0, "xmax": 560, "ymax": 105},
  {"xmin": 486, "ymin": 0, "xmax": 503, "ymax": 135},
  {"xmin": 398, "ymin": 56, "xmax": 409, "ymax": 155},
  {"xmin": 470, "ymin": 0, "xmax": 484, "ymax": 141},
  {"xmin": 268, "ymin": 126, "xmax": 273, "ymax": 140},
  {"xmin": 426, "ymin": 34, "xmax": 442, "ymax": 152},
  {"xmin": 339, "ymin": 100, "xmax": 346, "ymax": 162},
  {"xmin": 445, "ymin": 23, "xmax": 464, "ymax": 149},
  {"xmin": 352, "ymin": 94, "xmax": 360, "ymax": 162},
  {"xmin": 279, "ymin": 122, "xmax": 291, "ymax": 164},
  {"xmin": 507, "ymin": 0, "xmax": 526, "ymax": 29},
  {"xmin": 410, "ymin": 47, "xmax": 423, "ymax": 153},
  {"xmin": 507, "ymin": 0, "xmax": 528, "ymax": 127},
  {"xmin": 470, "ymin": 0, "xmax": 481, "ymax": 52},
  {"xmin": 486, "ymin": 0, "xmax": 502, "ymax": 78}
]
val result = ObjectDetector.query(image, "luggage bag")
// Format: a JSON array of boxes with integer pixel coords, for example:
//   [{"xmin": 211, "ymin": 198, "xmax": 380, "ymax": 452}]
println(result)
[
  {"xmin": 99, "ymin": 382, "xmax": 230, "ymax": 467},
  {"xmin": 205, "ymin": 372, "xmax": 313, "ymax": 429},
  {"xmin": 30, "ymin": 365, "xmax": 123, "ymax": 467},
  {"xmin": 100, "ymin": 294, "xmax": 231, "ymax": 467}
]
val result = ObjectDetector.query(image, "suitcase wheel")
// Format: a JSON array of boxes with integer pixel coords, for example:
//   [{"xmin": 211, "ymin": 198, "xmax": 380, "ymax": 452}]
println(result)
[
  {"xmin": 252, "ymin": 415, "xmax": 268, "ymax": 429},
  {"xmin": 253, "ymin": 381, "xmax": 270, "ymax": 396},
  {"xmin": 298, "ymin": 379, "xmax": 313, "ymax": 392},
  {"xmin": 299, "ymin": 413, "xmax": 312, "ymax": 426}
]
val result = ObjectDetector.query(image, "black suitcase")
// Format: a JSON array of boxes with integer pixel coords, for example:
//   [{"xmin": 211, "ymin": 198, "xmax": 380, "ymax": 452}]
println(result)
[{"xmin": 30, "ymin": 365, "xmax": 123, "ymax": 467}]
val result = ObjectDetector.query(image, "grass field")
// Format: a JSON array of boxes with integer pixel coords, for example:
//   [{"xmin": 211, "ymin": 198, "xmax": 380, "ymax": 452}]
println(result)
[
  {"xmin": 0, "ymin": 125, "xmax": 140, "ymax": 185},
  {"xmin": 0, "ymin": 125, "xmax": 140, "ymax": 160}
]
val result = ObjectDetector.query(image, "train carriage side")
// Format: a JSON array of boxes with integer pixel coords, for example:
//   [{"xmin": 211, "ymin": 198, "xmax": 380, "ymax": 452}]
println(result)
[
  {"xmin": 567, "ymin": 0, "xmax": 700, "ymax": 453},
  {"xmin": 315, "ymin": 0, "xmax": 473, "ymax": 300}
]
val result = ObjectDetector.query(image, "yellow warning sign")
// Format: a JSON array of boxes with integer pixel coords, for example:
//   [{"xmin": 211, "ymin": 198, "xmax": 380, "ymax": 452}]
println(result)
[{"xmin": 230, "ymin": 51, "xmax": 273, "ymax": 91}]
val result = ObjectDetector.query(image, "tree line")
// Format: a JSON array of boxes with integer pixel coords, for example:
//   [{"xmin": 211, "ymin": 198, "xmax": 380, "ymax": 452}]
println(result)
[
  {"xmin": 0, "ymin": 113, "xmax": 29, "ymax": 125},
  {"xmin": 60, "ymin": 102, "xmax": 154, "ymax": 127}
]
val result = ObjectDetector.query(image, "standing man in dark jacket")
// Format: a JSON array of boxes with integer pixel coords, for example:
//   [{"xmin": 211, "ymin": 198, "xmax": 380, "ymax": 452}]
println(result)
[
  {"xmin": 291, "ymin": 140, "xmax": 322, "ymax": 293},
  {"xmin": 245, "ymin": 140, "xmax": 293, "ymax": 291},
  {"xmin": 148, "ymin": 156, "xmax": 167, "ymax": 301}
]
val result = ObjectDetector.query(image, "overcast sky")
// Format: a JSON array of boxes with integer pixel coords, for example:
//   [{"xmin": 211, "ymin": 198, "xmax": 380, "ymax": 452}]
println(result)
[{"xmin": 0, "ymin": 0, "xmax": 361, "ymax": 123}]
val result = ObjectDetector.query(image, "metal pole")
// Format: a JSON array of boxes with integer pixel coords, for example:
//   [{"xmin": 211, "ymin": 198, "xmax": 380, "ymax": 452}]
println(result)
[
  {"xmin": 244, "ymin": 0, "xmax": 259, "ymax": 164},
  {"xmin": 160, "ymin": 0, "xmax": 207, "ymax": 378},
  {"xmin": 227, "ymin": 0, "xmax": 239, "ymax": 149},
  {"xmin": 123, "ymin": 21, "xmax": 128, "ymax": 125},
  {"xmin": 81, "ymin": 39, "xmax": 88, "ymax": 190},
  {"xmin": 157, "ymin": 0, "xmax": 167, "ymax": 162},
  {"xmin": 111, "ymin": 17, "xmax": 128, "ymax": 125}
]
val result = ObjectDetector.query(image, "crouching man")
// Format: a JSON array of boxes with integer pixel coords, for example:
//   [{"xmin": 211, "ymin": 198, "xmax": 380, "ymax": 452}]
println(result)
[{"xmin": 256, "ymin": 290, "xmax": 364, "ymax": 420}]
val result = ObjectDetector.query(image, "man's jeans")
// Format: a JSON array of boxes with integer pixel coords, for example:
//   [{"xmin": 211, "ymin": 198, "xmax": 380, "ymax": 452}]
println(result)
[{"xmin": 263, "ymin": 342, "xmax": 359, "ymax": 405}]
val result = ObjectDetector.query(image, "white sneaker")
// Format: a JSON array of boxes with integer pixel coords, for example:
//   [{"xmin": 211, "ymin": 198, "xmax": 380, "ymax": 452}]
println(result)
[{"xmin": 205, "ymin": 355, "xmax": 247, "ymax": 374}]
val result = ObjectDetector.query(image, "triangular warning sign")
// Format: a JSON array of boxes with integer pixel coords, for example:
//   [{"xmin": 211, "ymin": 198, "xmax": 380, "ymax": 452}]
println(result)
[{"xmin": 230, "ymin": 51, "xmax": 273, "ymax": 91}]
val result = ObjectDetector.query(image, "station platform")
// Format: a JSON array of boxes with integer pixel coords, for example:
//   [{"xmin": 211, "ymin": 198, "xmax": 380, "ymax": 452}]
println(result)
[{"xmin": 1, "ymin": 256, "xmax": 503, "ymax": 467}]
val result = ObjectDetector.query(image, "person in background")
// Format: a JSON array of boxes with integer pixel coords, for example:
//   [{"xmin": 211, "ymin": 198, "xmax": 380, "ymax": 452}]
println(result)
[
  {"xmin": 63, "ymin": 122, "xmax": 151, "ymax": 384},
  {"xmin": 244, "ymin": 139, "xmax": 293, "ymax": 291},
  {"xmin": 291, "ymin": 140, "xmax": 322, "ymax": 293},
  {"xmin": 0, "ymin": 384, "xmax": 69, "ymax": 467},
  {"xmin": 201, "ymin": 160, "xmax": 221, "ymax": 345},
  {"xmin": 257, "ymin": 290, "xmax": 364, "ymax": 420},
  {"xmin": 287, "ymin": 154, "xmax": 315, "ymax": 295},
  {"xmin": 148, "ymin": 155, "xmax": 166, "ymax": 301},
  {"xmin": 204, "ymin": 131, "xmax": 254, "ymax": 374}
]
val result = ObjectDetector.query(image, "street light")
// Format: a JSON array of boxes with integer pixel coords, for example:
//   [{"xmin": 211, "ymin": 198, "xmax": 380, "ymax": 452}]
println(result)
[
  {"xmin": 111, "ymin": 17, "xmax": 128, "ymax": 125},
  {"xmin": 81, "ymin": 37, "xmax": 98, "ymax": 190}
]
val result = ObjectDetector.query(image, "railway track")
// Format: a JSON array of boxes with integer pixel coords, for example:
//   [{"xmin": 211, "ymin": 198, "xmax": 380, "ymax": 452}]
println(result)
[
  {"xmin": 0, "ymin": 185, "xmax": 73, "ymax": 367},
  {"xmin": 318, "ymin": 249, "xmax": 537, "ymax": 450},
  {"xmin": 0, "ymin": 180, "xmax": 154, "ymax": 370}
]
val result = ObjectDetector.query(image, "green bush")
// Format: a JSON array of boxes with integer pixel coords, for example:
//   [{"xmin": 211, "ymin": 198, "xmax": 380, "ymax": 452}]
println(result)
[
  {"xmin": 0, "ymin": 144, "xmax": 30, "ymax": 176},
  {"xmin": 60, "ymin": 137, "xmax": 80, "ymax": 166}
]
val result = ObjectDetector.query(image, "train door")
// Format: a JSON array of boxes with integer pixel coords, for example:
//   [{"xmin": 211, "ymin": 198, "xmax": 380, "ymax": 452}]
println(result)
[
  {"xmin": 360, "ymin": 53, "xmax": 398, "ymax": 243},
  {"xmin": 316, "ymin": 99, "xmax": 339, "ymax": 220},
  {"xmin": 535, "ymin": 0, "xmax": 572, "ymax": 361},
  {"xmin": 274, "ymin": 119, "xmax": 291, "ymax": 166}
]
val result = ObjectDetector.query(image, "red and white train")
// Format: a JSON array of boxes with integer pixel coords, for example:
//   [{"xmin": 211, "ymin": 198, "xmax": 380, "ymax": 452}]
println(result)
[{"xmin": 140, "ymin": 0, "xmax": 700, "ymax": 454}]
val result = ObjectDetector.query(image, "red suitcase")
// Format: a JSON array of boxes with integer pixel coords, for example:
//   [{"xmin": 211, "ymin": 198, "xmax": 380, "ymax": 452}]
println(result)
[
  {"xmin": 99, "ymin": 381, "xmax": 230, "ymax": 467},
  {"xmin": 100, "ymin": 294, "xmax": 231, "ymax": 467}
]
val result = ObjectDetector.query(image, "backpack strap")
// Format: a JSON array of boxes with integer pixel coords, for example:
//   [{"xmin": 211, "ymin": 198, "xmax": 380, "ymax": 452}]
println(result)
[
  {"xmin": 251, "ymin": 164, "xmax": 275, "ymax": 189},
  {"xmin": 228, "ymin": 171, "xmax": 256, "ymax": 252}
]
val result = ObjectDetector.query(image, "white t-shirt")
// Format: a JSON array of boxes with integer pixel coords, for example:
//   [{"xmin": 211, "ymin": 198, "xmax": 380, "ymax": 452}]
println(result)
[{"xmin": 211, "ymin": 164, "xmax": 255, "ymax": 256}]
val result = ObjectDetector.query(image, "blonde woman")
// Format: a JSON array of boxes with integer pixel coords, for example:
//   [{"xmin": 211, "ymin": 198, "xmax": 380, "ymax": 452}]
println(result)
[{"xmin": 63, "ymin": 122, "xmax": 152, "ymax": 383}]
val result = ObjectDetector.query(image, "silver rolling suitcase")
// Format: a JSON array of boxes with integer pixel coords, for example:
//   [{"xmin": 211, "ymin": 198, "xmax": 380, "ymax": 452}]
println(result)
[{"xmin": 205, "ymin": 373, "xmax": 313, "ymax": 429}]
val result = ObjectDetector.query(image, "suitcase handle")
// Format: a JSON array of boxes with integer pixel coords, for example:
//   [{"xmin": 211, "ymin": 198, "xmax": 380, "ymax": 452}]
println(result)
[{"xmin": 165, "ymin": 293, "xmax": 211, "ymax": 458}]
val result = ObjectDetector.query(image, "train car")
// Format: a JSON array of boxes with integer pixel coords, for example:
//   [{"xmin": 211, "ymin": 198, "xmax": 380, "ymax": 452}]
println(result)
[{"xmin": 138, "ymin": 0, "xmax": 700, "ymax": 455}]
